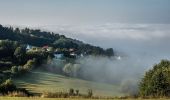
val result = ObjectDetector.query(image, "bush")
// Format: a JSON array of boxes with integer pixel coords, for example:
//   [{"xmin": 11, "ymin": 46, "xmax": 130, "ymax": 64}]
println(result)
[
  {"xmin": 7, "ymin": 91, "xmax": 28, "ymax": 97},
  {"xmin": 41, "ymin": 88, "xmax": 93, "ymax": 98},
  {"xmin": 11, "ymin": 66, "xmax": 18, "ymax": 74},
  {"xmin": 69, "ymin": 88, "xmax": 74, "ymax": 96},
  {"xmin": 87, "ymin": 89, "xmax": 93, "ymax": 98},
  {"xmin": 0, "ymin": 79, "xmax": 31, "ymax": 96},
  {"xmin": 41, "ymin": 92, "xmax": 69, "ymax": 98},
  {"xmin": 0, "ymin": 79, "xmax": 17, "ymax": 95},
  {"xmin": 23, "ymin": 59, "xmax": 35, "ymax": 71},
  {"xmin": 26, "ymin": 51, "xmax": 50, "ymax": 66}
]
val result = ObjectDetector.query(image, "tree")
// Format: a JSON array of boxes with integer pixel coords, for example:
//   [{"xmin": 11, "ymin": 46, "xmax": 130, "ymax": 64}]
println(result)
[
  {"xmin": 151, "ymin": 70, "xmax": 169, "ymax": 96},
  {"xmin": 139, "ymin": 60, "xmax": 170, "ymax": 97},
  {"xmin": 0, "ymin": 40, "xmax": 19, "ymax": 58},
  {"xmin": 14, "ymin": 46, "xmax": 26, "ymax": 64},
  {"xmin": 0, "ymin": 24, "xmax": 112, "ymax": 57},
  {"xmin": 14, "ymin": 28, "xmax": 20, "ymax": 33}
]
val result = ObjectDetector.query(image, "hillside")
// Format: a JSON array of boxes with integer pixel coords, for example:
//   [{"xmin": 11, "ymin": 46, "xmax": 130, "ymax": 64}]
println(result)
[
  {"xmin": 0, "ymin": 24, "xmax": 116, "ymax": 97},
  {"xmin": 14, "ymin": 69, "xmax": 124, "ymax": 97},
  {"xmin": 0, "ymin": 24, "xmax": 114, "ymax": 57}
]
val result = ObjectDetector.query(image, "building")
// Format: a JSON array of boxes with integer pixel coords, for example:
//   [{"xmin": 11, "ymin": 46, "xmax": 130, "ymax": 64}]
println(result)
[
  {"xmin": 42, "ymin": 45, "xmax": 50, "ymax": 51},
  {"xmin": 26, "ymin": 44, "xmax": 32, "ymax": 51}
]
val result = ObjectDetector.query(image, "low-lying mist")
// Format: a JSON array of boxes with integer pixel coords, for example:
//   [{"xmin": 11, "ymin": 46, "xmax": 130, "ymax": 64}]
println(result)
[
  {"xmin": 42, "ymin": 23, "xmax": 170, "ymax": 95},
  {"xmin": 76, "ymin": 56, "xmax": 142, "ymax": 84},
  {"xmin": 44, "ymin": 54, "xmax": 151, "ymax": 95},
  {"xmin": 75, "ymin": 55, "xmax": 147, "ymax": 94}
]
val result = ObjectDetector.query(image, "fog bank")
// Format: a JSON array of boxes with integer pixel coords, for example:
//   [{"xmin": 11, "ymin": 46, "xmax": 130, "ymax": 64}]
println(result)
[{"xmin": 42, "ymin": 23, "xmax": 170, "ymax": 94}]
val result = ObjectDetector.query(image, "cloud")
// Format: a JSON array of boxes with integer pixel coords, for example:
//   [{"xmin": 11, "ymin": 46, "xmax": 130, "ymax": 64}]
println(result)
[
  {"xmin": 40, "ymin": 23, "xmax": 170, "ymax": 66},
  {"xmin": 40, "ymin": 23, "xmax": 170, "ymax": 56},
  {"xmin": 40, "ymin": 23, "xmax": 170, "ymax": 95},
  {"xmin": 41, "ymin": 23, "xmax": 170, "ymax": 41}
]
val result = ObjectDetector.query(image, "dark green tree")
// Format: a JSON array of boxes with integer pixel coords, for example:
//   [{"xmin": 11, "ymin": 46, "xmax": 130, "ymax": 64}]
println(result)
[
  {"xmin": 14, "ymin": 46, "xmax": 26, "ymax": 64},
  {"xmin": 139, "ymin": 60, "xmax": 170, "ymax": 97}
]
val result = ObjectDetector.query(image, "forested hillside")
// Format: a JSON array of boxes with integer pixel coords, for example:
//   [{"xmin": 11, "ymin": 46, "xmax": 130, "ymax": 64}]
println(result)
[
  {"xmin": 0, "ymin": 24, "xmax": 114, "ymax": 96},
  {"xmin": 0, "ymin": 24, "xmax": 114, "ymax": 57}
]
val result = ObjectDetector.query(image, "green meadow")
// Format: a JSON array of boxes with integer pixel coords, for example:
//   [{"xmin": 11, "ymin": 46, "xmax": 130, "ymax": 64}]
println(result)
[{"xmin": 14, "ymin": 70, "xmax": 124, "ymax": 97}]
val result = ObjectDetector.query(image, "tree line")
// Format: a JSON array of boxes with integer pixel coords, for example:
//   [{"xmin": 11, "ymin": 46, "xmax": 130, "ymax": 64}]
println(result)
[{"xmin": 0, "ymin": 24, "xmax": 114, "ymax": 57}]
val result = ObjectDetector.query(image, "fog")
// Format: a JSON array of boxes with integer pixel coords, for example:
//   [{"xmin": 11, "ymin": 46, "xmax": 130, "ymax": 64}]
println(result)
[
  {"xmin": 41, "ymin": 23, "xmax": 170, "ymax": 94},
  {"xmin": 42, "ymin": 23, "xmax": 170, "ymax": 67}
]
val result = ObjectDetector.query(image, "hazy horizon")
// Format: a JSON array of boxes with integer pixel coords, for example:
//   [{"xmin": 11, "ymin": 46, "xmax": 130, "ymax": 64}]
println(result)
[
  {"xmin": 1, "ymin": 0, "xmax": 170, "ymax": 81},
  {"xmin": 1, "ymin": 0, "xmax": 170, "ymax": 96}
]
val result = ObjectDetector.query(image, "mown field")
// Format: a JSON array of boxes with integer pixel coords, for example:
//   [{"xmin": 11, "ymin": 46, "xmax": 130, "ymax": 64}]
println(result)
[
  {"xmin": 0, "ymin": 97, "xmax": 109, "ymax": 100},
  {"xmin": 13, "ymin": 70, "xmax": 124, "ymax": 97},
  {"xmin": 0, "ymin": 97, "xmax": 113, "ymax": 100},
  {"xmin": 0, "ymin": 97, "xmax": 169, "ymax": 100}
]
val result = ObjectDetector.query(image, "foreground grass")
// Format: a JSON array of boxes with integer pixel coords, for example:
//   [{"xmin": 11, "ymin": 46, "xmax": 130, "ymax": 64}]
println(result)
[
  {"xmin": 0, "ymin": 97, "xmax": 169, "ymax": 100},
  {"xmin": 14, "ymin": 70, "xmax": 124, "ymax": 96},
  {"xmin": 0, "ymin": 97, "xmax": 103, "ymax": 100}
]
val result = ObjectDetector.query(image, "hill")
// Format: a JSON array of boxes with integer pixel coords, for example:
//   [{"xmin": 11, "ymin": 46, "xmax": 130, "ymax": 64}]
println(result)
[
  {"xmin": 14, "ymin": 69, "xmax": 124, "ymax": 97},
  {"xmin": 0, "ymin": 24, "xmax": 114, "ymax": 57},
  {"xmin": 0, "ymin": 24, "xmax": 115, "ymax": 97}
]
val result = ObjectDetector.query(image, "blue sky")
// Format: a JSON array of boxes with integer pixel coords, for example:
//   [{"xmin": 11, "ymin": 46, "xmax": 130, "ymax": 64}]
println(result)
[{"xmin": 0, "ymin": 0, "xmax": 170, "ymax": 26}]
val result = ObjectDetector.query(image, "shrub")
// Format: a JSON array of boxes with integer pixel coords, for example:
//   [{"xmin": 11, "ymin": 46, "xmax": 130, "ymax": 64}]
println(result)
[
  {"xmin": 69, "ymin": 88, "xmax": 74, "ymax": 96},
  {"xmin": 0, "ymin": 79, "xmax": 31, "ymax": 96},
  {"xmin": 11, "ymin": 66, "xmax": 18, "ymax": 74},
  {"xmin": 75, "ymin": 90, "xmax": 79, "ymax": 96},
  {"xmin": 87, "ymin": 89, "xmax": 93, "ymax": 98},
  {"xmin": 0, "ymin": 79, "xmax": 17, "ymax": 95},
  {"xmin": 41, "ymin": 92, "xmax": 69, "ymax": 98},
  {"xmin": 41, "ymin": 89, "xmax": 93, "ymax": 98},
  {"xmin": 23, "ymin": 59, "xmax": 35, "ymax": 71},
  {"xmin": 7, "ymin": 91, "xmax": 28, "ymax": 97}
]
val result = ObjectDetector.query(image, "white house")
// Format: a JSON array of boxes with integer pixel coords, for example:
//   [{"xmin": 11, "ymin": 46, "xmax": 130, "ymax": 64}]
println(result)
[{"xmin": 26, "ymin": 45, "xmax": 32, "ymax": 50}]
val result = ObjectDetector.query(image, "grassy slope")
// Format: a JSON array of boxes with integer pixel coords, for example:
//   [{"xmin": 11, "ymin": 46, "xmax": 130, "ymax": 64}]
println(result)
[
  {"xmin": 14, "ymin": 70, "xmax": 124, "ymax": 97},
  {"xmin": 0, "ymin": 97, "xmax": 108, "ymax": 100},
  {"xmin": 0, "ymin": 97, "xmax": 168, "ymax": 100}
]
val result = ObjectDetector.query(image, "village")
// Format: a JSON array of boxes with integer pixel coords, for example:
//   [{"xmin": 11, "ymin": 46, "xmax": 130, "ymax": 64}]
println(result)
[{"xmin": 26, "ymin": 44, "xmax": 85, "ymax": 60}]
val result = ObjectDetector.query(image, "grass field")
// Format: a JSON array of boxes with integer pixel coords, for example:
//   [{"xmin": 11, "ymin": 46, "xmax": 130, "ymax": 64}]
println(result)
[
  {"xmin": 0, "ymin": 97, "xmax": 116, "ymax": 100},
  {"xmin": 0, "ymin": 97, "xmax": 112, "ymax": 100},
  {"xmin": 0, "ymin": 97, "xmax": 107, "ymax": 100},
  {"xmin": 13, "ymin": 70, "xmax": 124, "ymax": 97},
  {"xmin": 0, "ymin": 97, "xmax": 169, "ymax": 100}
]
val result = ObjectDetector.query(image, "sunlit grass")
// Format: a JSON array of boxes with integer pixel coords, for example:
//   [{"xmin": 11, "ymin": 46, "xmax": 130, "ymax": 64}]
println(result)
[
  {"xmin": 0, "ymin": 97, "xmax": 169, "ymax": 100},
  {"xmin": 14, "ymin": 70, "xmax": 124, "ymax": 97},
  {"xmin": 0, "ymin": 97, "xmax": 101, "ymax": 100}
]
